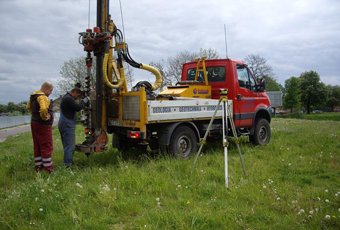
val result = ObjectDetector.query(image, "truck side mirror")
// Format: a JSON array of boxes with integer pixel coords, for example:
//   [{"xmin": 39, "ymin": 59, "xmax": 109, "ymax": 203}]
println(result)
[{"xmin": 257, "ymin": 78, "xmax": 266, "ymax": 92}]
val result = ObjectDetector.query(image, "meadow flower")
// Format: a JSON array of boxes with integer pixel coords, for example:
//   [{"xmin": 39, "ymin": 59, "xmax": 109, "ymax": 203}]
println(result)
[
  {"xmin": 276, "ymin": 197, "xmax": 281, "ymax": 201},
  {"xmin": 100, "ymin": 183, "xmax": 110, "ymax": 193},
  {"xmin": 325, "ymin": 215, "xmax": 331, "ymax": 219},
  {"xmin": 325, "ymin": 199, "xmax": 329, "ymax": 203},
  {"xmin": 309, "ymin": 210, "xmax": 314, "ymax": 215},
  {"xmin": 75, "ymin": 183, "xmax": 83, "ymax": 188},
  {"xmin": 41, "ymin": 189, "xmax": 45, "ymax": 193},
  {"xmin": 325, "ymin": 189, "xmax": 329, "ymax": 193},
  {"xmin": 298, "ymin": 209, "xmax": 305, "ymax": 215},
  {"xmin": 156, "ymin": 198, "xmax": 161, "ymax": 207},
  {"xmin": 39, "ymin": 208, "xmax": 43, "ymax": 212}
]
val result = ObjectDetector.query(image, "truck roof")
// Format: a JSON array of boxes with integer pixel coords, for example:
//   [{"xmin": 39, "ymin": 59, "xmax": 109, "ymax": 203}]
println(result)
[{"xmin": 184, "ymin": 58, "xmax": 246, "ymax": 65}]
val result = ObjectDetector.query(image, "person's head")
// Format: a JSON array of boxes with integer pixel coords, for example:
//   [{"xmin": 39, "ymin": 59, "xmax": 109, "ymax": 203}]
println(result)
[
  {"xmin": 40, "ymin": 82, "xmax": 53, "ymax": 96},
  {"xmin": 70, "ymin": 87, "xmax": 83, "ymax": 99}
]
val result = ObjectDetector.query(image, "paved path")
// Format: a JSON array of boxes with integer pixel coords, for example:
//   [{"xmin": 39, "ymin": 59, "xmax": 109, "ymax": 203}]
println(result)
[
  {"xmin": 0, "ymin": 124, "xmax": 31, "ymax": 143},
  {"xmin": 0, "ymin": 120, "xmax": 59, "ymax": 143}
]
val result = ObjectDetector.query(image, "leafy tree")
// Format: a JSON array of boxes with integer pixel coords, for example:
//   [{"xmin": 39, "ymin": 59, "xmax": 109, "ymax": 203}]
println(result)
[
  {"xmin": 326, "ymin": 85, "xmax": 340, "ymax": 112},
  {"xmin": 300, "ymin": 71, "xmax": 327, "ymax": 114},
  {"xmin": 263, "ymin": 75, "xmax": 282, "ymax": 91},
  {"xmin": 0, "ymin": 104, "xmax": 6, "ymax": 113},
  {"xmin": 284, "ymin": 77, "xmax": 301, "ymax": 112}
]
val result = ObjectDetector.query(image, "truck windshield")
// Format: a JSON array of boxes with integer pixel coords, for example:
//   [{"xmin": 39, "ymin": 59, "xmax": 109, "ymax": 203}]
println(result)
[{"xmin": 187, "ymin": 66, "xmax": 226, "ymax": 82}]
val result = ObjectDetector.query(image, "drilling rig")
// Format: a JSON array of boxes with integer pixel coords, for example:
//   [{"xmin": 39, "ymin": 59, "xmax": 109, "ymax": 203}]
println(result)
[{"xmin": 75, "ymin": 0, "xmax": 271, "ymax": 157}]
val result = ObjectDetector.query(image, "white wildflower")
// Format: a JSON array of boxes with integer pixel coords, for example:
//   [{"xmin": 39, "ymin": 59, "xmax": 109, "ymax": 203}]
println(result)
[
  {"xmin": 309, "ymin": 210, "xmax": 314, "ymax": 215},
  {"xmin": 325, "ymin": 189, "xmax": 329, "ymax": 193},
  {"xmin": 40, "ymin": 189, "xmax": 45, "ymax": 193},
  {"xmin": 156, "ymin": 197, "xmax": 160, "ymax": 202},
  {"xmin": 39, "ymin": 208, "xmax": 43, "ymax": 212},
  {"xmin": 325, "ymin": 215, "xmax": 331, "ymax": 220},
  {"xmin": 263, "ymin": 185, "xmax": 267, "ymax": 189},
  {"xmin": 276, "ymin": 197, "xmax": 281, "ymax": 201},
  {"xmin": 298, "ymin": 209, "xmax": 305, "ymax": 215},
  {"xmin": 325, "ymin": 199, "xmax": 329, "ymax": 203},
  {"xmin": 100, "ymin": 183, "xmax": 110, "ymax": 193},
  {"xmin": 75, "ymin": 183, "xmax": 83, "ymax": 188}
]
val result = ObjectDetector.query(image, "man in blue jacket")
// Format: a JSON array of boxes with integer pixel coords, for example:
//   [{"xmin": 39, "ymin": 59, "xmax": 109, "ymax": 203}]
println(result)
[{"xmin": 58, "ymin": 87, "xmax": 88, "ymax": 167}]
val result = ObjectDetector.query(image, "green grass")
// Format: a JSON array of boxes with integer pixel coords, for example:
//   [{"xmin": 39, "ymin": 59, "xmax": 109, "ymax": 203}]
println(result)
[
  {"xmin": 0, "ymin": 119, "xmax": 340, "ymax": 229},
  {"xmin": 278, "ymin": 112, "xmax": 340, "ymax": 121}
]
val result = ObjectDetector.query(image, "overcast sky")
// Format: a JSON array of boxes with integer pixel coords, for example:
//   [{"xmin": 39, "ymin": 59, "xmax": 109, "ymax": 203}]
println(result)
[{"xmin": 0, "ymin": 0, "xmax": 339, "ymax": 104}]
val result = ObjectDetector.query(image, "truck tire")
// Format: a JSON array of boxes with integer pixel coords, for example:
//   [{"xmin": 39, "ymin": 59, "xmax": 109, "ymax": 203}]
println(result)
[
  {"xmin": 250, "ymin": 118, "xmax": 270, "ymax": 145},
  {"xmin": 112, "ymin": 134, "xmax": 129, "ymax": 151},
  {"xmin": 169, "ymin": 126, "xmax": 198, "ymax": 158}
]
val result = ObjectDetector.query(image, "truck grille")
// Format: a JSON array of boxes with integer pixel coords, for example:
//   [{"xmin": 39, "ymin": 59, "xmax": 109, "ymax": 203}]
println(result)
[{"xmin": 122, "ymin": 96, "xmax": 140, "ymax": 121}]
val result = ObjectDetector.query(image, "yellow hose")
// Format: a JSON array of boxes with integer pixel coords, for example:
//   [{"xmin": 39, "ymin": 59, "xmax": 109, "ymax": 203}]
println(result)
[
  {"xmin": 103, "ymin": 53, "xmax": 163, "ymax": 91},
  {"xmin": 102, "ymin": 53, "xmax": 125, "ymax": 89},
  {"xmin": 140, "ymin": 64, "xmax": 163, "ymax": 90}
]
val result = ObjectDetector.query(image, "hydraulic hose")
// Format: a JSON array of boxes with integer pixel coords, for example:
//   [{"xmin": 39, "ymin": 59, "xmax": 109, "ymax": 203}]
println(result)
[
  {"xmin": 140, "ymin": 64, "xmax": 163, "ymax": 91},
  {"xmin": 102, "ymin": 53, "xmax": 125, "ymax": 89}
]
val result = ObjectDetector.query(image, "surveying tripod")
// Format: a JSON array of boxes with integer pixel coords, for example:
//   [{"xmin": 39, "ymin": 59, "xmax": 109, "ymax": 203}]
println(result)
[{"xmin": 193, "ymin": 89, "xmax": 246, "ymax": 188}]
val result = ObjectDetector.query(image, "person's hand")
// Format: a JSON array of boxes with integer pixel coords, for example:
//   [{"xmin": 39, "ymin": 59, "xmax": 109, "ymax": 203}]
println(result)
[{"xmin": 46, "ymin": 113, "xmax": 51, "ymax": 120}]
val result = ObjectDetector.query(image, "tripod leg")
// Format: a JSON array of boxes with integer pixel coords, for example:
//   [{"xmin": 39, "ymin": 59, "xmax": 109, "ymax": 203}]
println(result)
[{"xmin": 227, "ymin": 102, "xmax": 247, "ymax": 176}]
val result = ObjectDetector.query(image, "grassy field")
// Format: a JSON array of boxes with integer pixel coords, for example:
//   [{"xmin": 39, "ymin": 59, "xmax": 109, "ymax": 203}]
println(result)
[
  {"xmin": 0, "ymin": 118, "xmax": 339, "ymax": 229},
  {"xmin": 278, "ymin": 112, "xmax": 340, "ymax": 121}
]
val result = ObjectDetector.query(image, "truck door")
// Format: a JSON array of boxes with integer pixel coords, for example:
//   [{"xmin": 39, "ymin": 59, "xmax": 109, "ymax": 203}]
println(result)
[{"xmin": 234, "ymin": 64, "xmax": 258, "ymax": 127}]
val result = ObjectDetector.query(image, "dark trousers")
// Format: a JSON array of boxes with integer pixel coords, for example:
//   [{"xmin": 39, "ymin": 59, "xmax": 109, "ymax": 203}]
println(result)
[{"xmin": 58, "ymin": 113, "xmax": 76, "ymax": 166}]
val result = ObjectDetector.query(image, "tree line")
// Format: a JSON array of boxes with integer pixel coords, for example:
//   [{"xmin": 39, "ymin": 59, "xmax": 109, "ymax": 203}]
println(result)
[{"xmin": 0, "ymin": 102, "xmax": 28, "ymax": 116}]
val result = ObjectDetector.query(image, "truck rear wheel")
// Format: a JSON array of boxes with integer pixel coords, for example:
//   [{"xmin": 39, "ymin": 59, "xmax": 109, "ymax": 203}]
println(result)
[
  {"xmin": 112, "ymin": 134, "xmax": 129, "ymax": 151},
  {"xmin": 250, "ymin": 118, "xmax": 270, "ymax": 145},
  {"xmin": 169, "ymin": 126, "xmax": 198, "ymax": 158}
]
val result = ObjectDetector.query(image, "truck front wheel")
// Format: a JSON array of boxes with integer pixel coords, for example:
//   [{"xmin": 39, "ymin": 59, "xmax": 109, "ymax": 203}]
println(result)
[
  {"xmin": 250, "ymin": 119, "xmax": 271, "ymax": 145},
  {"xmin": 169, "ymin": 126, "xmax": 198, "ymax": 158}
]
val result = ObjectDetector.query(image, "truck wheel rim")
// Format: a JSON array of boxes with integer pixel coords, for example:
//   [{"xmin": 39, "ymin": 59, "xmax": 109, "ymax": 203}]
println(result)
[
  {"xmin": 178, "ymin": 136, "xmax": 191, "ymax": 155},
  {"xmin": 259, "ymin": 127, "xmax": 267, "ymax": 141}
]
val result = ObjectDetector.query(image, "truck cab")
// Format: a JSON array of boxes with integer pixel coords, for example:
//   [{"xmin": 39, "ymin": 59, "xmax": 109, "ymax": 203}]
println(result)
[{"xmin": 181, "ymin": 58, "xmax": 271, "ymax": 144}]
